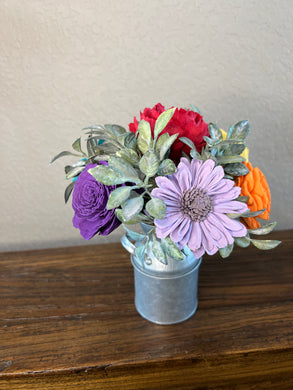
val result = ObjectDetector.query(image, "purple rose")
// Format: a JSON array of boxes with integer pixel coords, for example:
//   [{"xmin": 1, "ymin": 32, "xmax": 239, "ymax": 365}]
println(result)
[{"xmin": 72, "ymin": 163, "xmax": 121, "ymax": 240}]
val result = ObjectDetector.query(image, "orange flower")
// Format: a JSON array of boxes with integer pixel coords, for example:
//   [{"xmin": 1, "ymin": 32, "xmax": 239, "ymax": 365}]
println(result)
[{"xmin": 235, "ymin": 162, "xmax": 271, "ymax": 229}]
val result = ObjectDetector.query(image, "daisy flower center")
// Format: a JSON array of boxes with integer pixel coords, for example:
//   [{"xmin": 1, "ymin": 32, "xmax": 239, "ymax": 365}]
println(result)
[{"xmin": 181, "ymin": 187, "xmax": 213, "ymax": 222}]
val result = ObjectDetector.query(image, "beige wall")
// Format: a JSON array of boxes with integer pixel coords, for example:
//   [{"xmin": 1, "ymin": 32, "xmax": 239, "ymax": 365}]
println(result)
[{"xmin": 1, "ymin": 0, "xmax": 292, "ymax": 251}]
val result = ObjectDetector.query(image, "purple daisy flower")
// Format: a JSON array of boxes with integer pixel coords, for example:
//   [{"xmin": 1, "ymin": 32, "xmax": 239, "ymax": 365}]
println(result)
[{"xmin": 151, "ymin": 158, "xmax": 248, "ymax": 258}]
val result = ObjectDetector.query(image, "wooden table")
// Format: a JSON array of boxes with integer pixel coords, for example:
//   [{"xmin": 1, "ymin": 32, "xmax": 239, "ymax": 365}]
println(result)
[{"xmin": 0, "ymin": 230, "xmax": 292, "ymax": 389}]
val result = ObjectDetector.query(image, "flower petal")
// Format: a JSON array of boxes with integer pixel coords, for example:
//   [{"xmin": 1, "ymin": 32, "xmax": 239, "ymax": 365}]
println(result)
[
  {"xmin": 206, "ymin": 213, "xmax": 233, "ymax": 245},
  {"xmin": 170, "ymin": 217, "xmax": 191, "ymax": 243},
  {"xmin": 173, "ymin": 161, "xmax": 192, "ymax": 189},
  {"xmin": 196, "ymin": 159, "xmax": 216, "ymax": 188},
  {"xmin": 212, "ymin": 187, "xmax": 241, "ymax": 203},
  {"xmin": 213, "ymin": 212, "xmax": 247, "ymax": 236},
  {"xmin": 155, "ymin": 215, "xmax": 185, "ymax": 239},
  {"xmin": 204, "ymin": 218, "xmax": 228, "ymax": 248},
  {"xmin": 190, "ymin": 159, "xmax": 203, "ymax": 187},
  {"xmin": 155, "ymin": 176, "xmax": 181, "ymax": 196},
  {"xmin": 213, "ymin": 200, "xmax": 248, "ymax": 214},
  {"xmin": 191, "ymin": 246, "xmax": 205, "ymax": 259},
  {"xmin": 200, "ymin": 222, "xmax": 218, "ymax": 255},
  {"xmin": 188, "ymin": 221, "xmax": 202, "ymax": 250},
  {"xmin": 178, "ymin": 223, "xmax": 193, "ymax": 248},
  {"xmin": 204, "ymin": 165, "xmax": 225, "ymax": 190}
]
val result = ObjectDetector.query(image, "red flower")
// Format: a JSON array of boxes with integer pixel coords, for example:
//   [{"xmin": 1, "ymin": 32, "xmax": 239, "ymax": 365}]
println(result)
[{"xmin": 129, "ymin": 103, "xmax": 209, "ymax": 164}]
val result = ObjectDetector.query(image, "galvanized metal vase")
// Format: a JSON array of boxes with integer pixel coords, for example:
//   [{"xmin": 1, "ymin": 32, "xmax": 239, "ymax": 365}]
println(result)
[{"xmin": 121, "ymin": 234, "xmax": 202, "ymax": 325}]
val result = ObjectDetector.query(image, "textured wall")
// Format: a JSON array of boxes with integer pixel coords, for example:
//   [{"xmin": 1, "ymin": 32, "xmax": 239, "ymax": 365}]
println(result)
[{"xmin": 1, "ymin": 0, "xmax": 292, "ymax": 251}]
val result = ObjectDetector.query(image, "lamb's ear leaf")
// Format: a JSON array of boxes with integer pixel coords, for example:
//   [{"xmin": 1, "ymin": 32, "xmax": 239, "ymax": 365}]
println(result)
[
  {"xmin": 227, "ymin": 120, "xmax": 250, "ymax": 140},
  {"xmin": 234, "ymin": 235, "xmax": 251, "ymax": 248},
  {"xmin": 219, "ymin": 243, "xmax": 234, "ymax": 258},
  {"xmin": 135, "ymin": 243, "xmax": 146, "ymax": 264},
  {"xmin": 137, "ymin": 120, "xmax": 153, "ymax": 154},
  {"xmin": 108, "ymin": 156, "xmax": 141, "ymax": 183},
  {"xmin": 145, "ymin": 198, "xmax": 166, "ymax": 219},
  {"xmin": 224, "ymin": 162, "xmax": 250, "ymax": 176},
  {"xmin": 123, "ymin": 225, "xmax": 145, "ymax": 241},
  {"xmin": 157, "ymin": 159, "xmax": 176, "ymax": 176},
  {"xmin": 161, "ymin": 237, "xmax": 184, "ymax": 261},
  {"xmin": 158, "ymin": 134, "xmax": 178, "ymax": 161},
  {"xmin": 89, "ymin": 166, "xmax": 127, "ymax": 185},
  {"xmin": 208, "ymin": 123, "xmax": 222, "ymax": 140},
  {"xmin": 250, "ymin": 239, "xmax": 281, "ymax": 250},
  {"xmin": 152, "ymin": 239, "xmax": 167, "ymax": 265},
  {"xmin": 106, "ymin": 187, "xmax": 132, "ymax": 210},
  {"xmin": 122, "ymin": 196, "xmax": 144, "ymax": 222},
  {"xmin": 154, "ymin": 108, "xmax": 176, "ymax": 139},
  {"xmin": 139, "ymin": 151, "xmax": 159, "ymax": 177},
  {"xmin": 248, "ymin": 222, "xmax": 277, "ymax": 236}
]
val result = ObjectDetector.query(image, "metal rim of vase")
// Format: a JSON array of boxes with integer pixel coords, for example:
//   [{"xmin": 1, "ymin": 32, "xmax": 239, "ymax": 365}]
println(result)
[{"xmin": 131, "ymin": 256, "xmax": 202, "ymax": 280}]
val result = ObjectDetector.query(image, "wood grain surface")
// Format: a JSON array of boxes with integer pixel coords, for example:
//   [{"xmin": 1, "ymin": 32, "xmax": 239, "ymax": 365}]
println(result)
[{"xmin": 0, "ymin": 230, "xmax": 292, "ymax": 389}]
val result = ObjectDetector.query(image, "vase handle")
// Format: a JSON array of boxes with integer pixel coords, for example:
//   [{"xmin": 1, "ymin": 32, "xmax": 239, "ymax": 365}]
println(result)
[{"xmin": 121, "ymin": 234, "xmax": 136, "ymax": 255}]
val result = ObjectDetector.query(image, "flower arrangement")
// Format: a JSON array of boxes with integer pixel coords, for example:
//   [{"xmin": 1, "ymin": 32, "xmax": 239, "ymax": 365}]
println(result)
[{"xmin": 52, "ymin": 103, "xmax": 281, "ymax": 264}]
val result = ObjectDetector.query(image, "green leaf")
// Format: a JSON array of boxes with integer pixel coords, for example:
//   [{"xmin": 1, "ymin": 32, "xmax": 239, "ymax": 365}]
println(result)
[
  {"xmin": 190, "ymin": 104, "xmax": 201, "ymax": 114},
  {"xmin": 203, "ymin": 136, "xmax": 220, "ymax": 147},
  {"xmin": 104, "ymin": 124, "xmax": 127, "ymax": 137},
  {"xmin": 224, "ymin": 162, "xmax": 250, "ymax": 176},
  {"xmin": 123, "ymin": 225, "xmax": 146, "ymax": 241},
  {"xmin": 157, "ymin": 159, "xmax": 177, "ymax": 176},
  {"xmin": 50, "ymin": 151, "xmax": 82, "ymax": 164},
  {"xmin": 92, "ymin": 155, "xmax": 110, "ymax": 162},
  {"xmin": 72, "ymin": 137, "xmax": 83, "ymax": 154},
  {"xmin": 108, "ymin": 156, "xmax": 140, "ymax": 183},
  {"xmin": 89, "ymin": 165, "xmax": 127, "ymax": 185},
  {"xmin": 248, "ymin": 222, "xmax": 277, "ymax": 236},
  {"xmin": 219, "ymin": 243, "xmax": 234, "ymax": 258},
  {"xmin": 217, "ymin": 155, "xmax": 246, "ymax": 164},
  {"xmin": 208, "ymin": 123, "xmax": 223, "ymax": 140},
  {"xmin": 234, "ymin": 235, "xmax": 251, "ymax": 248},
  {"xmin": 116, "ymin": 148, "xmax": 139, "ymax": 165},
  {"xmin": 146, "ymin": 198, "xmax": 166, "ymax": 219},
  {"xmin": 139, "ymin": 151, "xmax": 159, "ymax": 177},
  {"xmin": 152, "ymin": 239, "xmax": 167, "ymax": 265},
  {"xmin": 227, "ymin": 208, "xmax": 266, "ymax": 219},
  {"xmin": 107, "ymin": 187, "xmax": 132, "ymax": 209},
  {"xmin": 235, "ymin": 195, "xmax": 249, "ymax": 203},
  {"xmin": 161, "ymin": 237, "xmax": 184, "ymax": 261},
  {"xmin": 116, "ymin": 209, "xmax": 151, "ymax": 225},
  {"xmin": 190, "ymin": 149, "xmax": 202, "ymax": 159},
  {"xmin": 154, "ymin": 108, "xmax": 176, "ymax": 139},
  {"xmin": 250, "ymin": 239, "xmax": 281, "ymax": 250},
  {"xmin": 155, "ymin": 133, "xmax": 169, "ymax": 153},
  {"xmin": 122, "ymin": 196, "xmax": 144, "ymax": 222},
  {"xmin": 157, "ymin": 133, "xmax": 178, "ymax": 161},
  {"xmin": 224, "ymin": 174, "xmax": 234, "ymax": 180},
  {"xmin": 241, "ymin": 208, "xmax": 266, "ymax": 218},
  {"xmin": 124, "ymin": 133, "xmax": 137, "ymax": 149},
  {"xmin": 135, "ymin": 244, "xmax": 146, "ymax": 264},
  {"xmin": 212, "ymin": 139, "xmax": 245, "ymax": 148},
  {"xmin": 86, "ymin": 137, "xmax": 97, "ymax": 157},
  {"xmin": 66, "ymin": 166, "xmax": 84, "ymax": 179},
  {"xmin": 117, "ymin": 133, "xmax": 130, "ymax": 146},
  {"xmin": 64, "ymin": 181, "xmax": 75, "ymax": 203},
  {"xmin": 227, "ymin": 120, "xmax": 250, "ymax": 140},
  {"xmin": 231, "ymin": 143, "xmax": 246, "ymax": 155},
  {"xmin": 179, "ymin": 136, "xmax": 196, "ymax": 151},
  {"xmin": 137, "ymin": 120, "xmax": 153, "ymax": 154}
]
